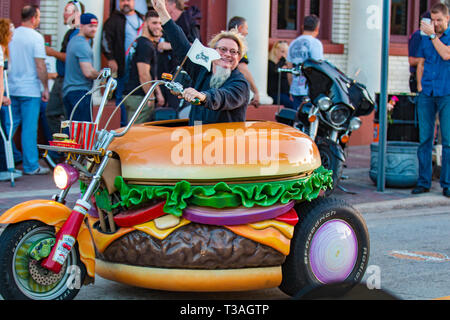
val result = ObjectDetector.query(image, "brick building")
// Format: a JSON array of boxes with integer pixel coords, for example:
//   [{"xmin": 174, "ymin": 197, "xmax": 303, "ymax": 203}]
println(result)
[{"xmin": 0, "ymin": 0, "xmax": 446, "ymax": 145}]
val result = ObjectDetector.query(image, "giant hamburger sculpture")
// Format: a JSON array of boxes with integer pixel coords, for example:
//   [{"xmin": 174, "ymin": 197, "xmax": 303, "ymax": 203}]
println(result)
[{"xmin": 87, "ymin": 120, "xmax": 332, "ymax": 292}]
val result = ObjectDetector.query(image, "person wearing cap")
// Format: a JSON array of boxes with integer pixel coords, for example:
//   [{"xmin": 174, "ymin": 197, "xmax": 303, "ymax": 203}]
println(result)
[
  {"xmin": 45, "ymin": 0, "xmax": 85, "ymax": 136},
  {"xmin": 63, "ymin": 13, "xmax": 100, "ymax": 122}
]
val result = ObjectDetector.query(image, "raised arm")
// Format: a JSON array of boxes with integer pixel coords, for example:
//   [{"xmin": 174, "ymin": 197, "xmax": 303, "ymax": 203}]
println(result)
[
  {"xmin": 421, "ymin": 20, "xmax": 450, "ymax": 60},
  {"xmin": 152, "ymin": 0, "xmax": 191, "ymax": 58}
]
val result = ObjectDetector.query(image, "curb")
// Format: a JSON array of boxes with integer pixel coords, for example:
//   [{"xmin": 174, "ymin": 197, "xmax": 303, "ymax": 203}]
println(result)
[{"xmin": 354, "ymin": 194, "xmax": 450, "ymax": 213}]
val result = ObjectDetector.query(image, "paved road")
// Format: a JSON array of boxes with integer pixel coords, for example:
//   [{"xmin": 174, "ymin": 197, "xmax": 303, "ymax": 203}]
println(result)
[
  {"xmin": 1, "ymin": 197, "xmax": 449, "ymax": 300},
  {"xmin": 360, "ymin": 204, "xmax": 450, "ymax": 300},
  {"xmin": 71, "ymin": 204, "xmax": 450, "ymax": 300}
]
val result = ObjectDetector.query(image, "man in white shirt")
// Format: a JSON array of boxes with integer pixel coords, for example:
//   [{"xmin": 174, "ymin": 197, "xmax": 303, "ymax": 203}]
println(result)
[
  {"xmin": 287, "ymin": 15, "xmax": 324, "ymax": 109},
  {"xmin": 6, "ymin": 5, "xmax": 50, "ymax": 175}
]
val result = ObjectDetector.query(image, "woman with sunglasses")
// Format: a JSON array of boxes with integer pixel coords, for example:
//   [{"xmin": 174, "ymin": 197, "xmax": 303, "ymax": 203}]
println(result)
[{"xmin": 152, "ymin": 0, "xmax": 250, "ymax": 125}]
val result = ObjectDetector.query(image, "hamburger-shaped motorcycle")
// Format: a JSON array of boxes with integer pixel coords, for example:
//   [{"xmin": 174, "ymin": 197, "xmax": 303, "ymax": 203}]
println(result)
[{"xmin": 0, "ymin": 71, "xmax": 369, "ymax": 300}]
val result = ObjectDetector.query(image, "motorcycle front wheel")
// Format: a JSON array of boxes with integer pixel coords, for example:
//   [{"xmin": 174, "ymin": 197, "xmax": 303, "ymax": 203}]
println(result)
[
  {"xmin": 0, "ymin": 220, "xmax": 86, "ymax": 300},
  {"xmin": 318, "ymin": 144, "xmax": 344, "ymax": 196}
]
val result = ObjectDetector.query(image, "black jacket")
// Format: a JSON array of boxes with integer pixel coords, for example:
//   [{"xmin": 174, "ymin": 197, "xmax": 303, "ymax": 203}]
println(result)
[
  {"xmin": 163, "ymin": 19, "xmax": 249, "ymax": 125},
  {"xmin": 267, "ymin": 57, "xmax": 290, "ymax": 97},
  {"xmin": 101, "ymin": 10, "xmax": 144, "ymax": 78}
]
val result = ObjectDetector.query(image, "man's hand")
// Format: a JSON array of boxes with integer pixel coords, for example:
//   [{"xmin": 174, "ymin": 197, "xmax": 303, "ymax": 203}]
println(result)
[
  {"xmin": 420, "ymin": 20, "xmax": 435, "ymax": 36},
  {"xmin": 417, "ymin": 84, "xmax": 422, "ymax": 93},
  {"xmin": 42, "ymin": 89, "xmax": 49, "ymax": 103},
  {"xmin": 250, "ymin": 91, "xmax": 260, "ymax": 107},
  {"xmin": 1, "ymin": 97, "xmax": 11, "ymax": 106},
  {"xmin": 182, "ymin": 87, "xmax": 206, "ymax": 104},
  {"xmin": 156, "ymin": 91, "xmax": 165, "ymax": 107},
  {"xmin": 151, "ymin": 0, "xmax": 171, "ymax": 24},
  {"xmin": 107, "ymin": 59, "xmax": 118, "ymax": 74},
  {"xmin": 157, "ymin": 41, "xmax": 172, "ymax": 52},
  {"xmin": 151, "ymin": 0, "xmax": 166, "ymax": 12}
]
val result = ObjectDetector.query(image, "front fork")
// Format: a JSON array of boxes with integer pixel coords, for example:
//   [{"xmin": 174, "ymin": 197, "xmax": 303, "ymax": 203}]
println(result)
[
  {"xmin": 307, "ymin": 106, "xmax": 344, "ymax": 145},
  {"xmin": 308, "ymin": 105, "xmax": 319, "ymax": 141},
  {"xmin": 41, "ymin": 150, "xmax": 113, "ymax": 274}
]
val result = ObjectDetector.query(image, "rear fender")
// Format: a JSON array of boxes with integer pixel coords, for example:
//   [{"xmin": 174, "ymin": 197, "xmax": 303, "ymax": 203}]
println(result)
[{"xmin": 0, "ymin": 200, "xmax": 96, "ymax": 278}]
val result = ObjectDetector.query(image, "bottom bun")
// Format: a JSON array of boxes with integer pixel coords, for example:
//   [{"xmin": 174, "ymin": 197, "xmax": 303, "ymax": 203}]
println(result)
[{"xmin": 95, "ymin": 259, "xmax": 282, "ymax": 292}]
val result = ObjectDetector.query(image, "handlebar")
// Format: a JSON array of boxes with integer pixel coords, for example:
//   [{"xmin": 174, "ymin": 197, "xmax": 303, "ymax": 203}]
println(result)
[
  {"xmin": 163, "ymin": 77, "xmax": 201, "ymax": 106},
  {"xmin": 112, "ymin": 79, "xmax": 199, "ymax": 138},
  {"xmin": 278, "ymin": 67, "xmax": 301, "ymax": 76},
  {"xmin": 92, "ymin": 73, "xmax": 201, "ymax": 151}
]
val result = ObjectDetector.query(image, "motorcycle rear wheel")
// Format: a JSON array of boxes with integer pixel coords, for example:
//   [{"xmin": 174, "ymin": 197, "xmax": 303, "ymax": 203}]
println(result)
[{"xmin": 0, "ymin": 220, "xmax": 86, "ymax": 300}]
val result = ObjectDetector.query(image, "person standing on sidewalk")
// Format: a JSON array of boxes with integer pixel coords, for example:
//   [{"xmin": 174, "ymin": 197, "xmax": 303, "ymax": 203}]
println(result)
[
  {"xmin": 0, "ymin": 19, "xmax": 12, "ymax": 108},
  {"xmin": 123, "ymin": 10, "xmax": 165, "ymax": 123},
  {"xmin": 63, "ymin": 13, "xmax": 100, "ymax": 122},
  {"xmin": 45, "ymin": 0, "xmax": 85, "ymax": 135},
  {"xmin": 286, "ymin": 15, "xmax": 323, "ymax": 109},
  {"xmin": 408, "ymin": 11, "xmax": 430, "ymax": 93},
  {"xmin": 228, "ymin": 16, "xmax": 260, "ymax": 106},
  {"xmin": 7, "ymin": 5, "xmax": 50, "ymax": 175},
  {"xmin": 267, "ymin": 40, "xmax": 296, "ymax": 109},
  {"xmin": 0, "ymin": 19, "xmax": 14, "ymax": 176},
  {"xmin": 101, "ymin": 0, "xmax": 144, "ymax": 126},
  {"xmin": 413, "ymin": 3, "xmax": 450, "ymax": 198}
]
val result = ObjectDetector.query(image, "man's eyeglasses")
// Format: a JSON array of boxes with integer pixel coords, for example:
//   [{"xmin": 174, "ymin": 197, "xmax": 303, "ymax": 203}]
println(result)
[{"xmin": 216, "ymin": 46, "xmax": 240, "ymax": 56}]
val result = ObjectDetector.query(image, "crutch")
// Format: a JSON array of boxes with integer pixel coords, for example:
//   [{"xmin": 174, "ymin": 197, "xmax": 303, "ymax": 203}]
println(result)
[{"xmin": 0, "ymin": 63, "xmax": 20, "ymax": 186}]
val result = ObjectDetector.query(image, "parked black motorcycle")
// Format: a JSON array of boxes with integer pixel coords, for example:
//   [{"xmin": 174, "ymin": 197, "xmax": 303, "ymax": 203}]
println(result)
[{"xmin": 275, "ymin": 59, "xmax": 375, "ymax": 194}]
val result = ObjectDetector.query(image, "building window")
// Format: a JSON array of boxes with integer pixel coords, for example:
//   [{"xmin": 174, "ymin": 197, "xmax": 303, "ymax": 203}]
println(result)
[
  {"xmin": 390, "ymin": 0, "xmax": 440, "ymax": 43},
  {"xmin": 391, "ymin": 0, "xmax": 408, "ymax": 36},
  {"xmin": 277, "ymin": 0, "xmax": 298, "ymax": 30},
  {"xmin": 270, "ymin": 0, "xmax": 331, "ymax": 40},
  {"xmin": 310, "ymin": 0, "xmax": 320, "ymax": 17}
]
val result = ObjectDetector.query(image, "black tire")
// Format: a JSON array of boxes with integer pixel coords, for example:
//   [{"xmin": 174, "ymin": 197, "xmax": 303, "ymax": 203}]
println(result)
[
  {"xmin": 0, "ymin": 220, "xmax": 86, "ymax": 300},
  {"xmin": 279, "ymin": 197, "xmax": 370, "ymax": 297},
  {"xmin": 318, "ymin": 144, "xmax": 343, "ymax": 196}
]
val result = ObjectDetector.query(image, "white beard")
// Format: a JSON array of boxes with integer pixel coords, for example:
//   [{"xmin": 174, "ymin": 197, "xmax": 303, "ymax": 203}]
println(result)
[{"xmin": 210, "ymin": 65, "xmax": 232, "ymax": 89}]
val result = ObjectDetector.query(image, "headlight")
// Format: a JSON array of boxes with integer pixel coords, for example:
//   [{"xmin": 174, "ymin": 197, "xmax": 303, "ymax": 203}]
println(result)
[
  {"xmin": 328, "ymin": 104, "xmax": 351, "ymax": 126},
  {"xmin": 53, "ymin": 164, "xmax": 79, "ymax": 190},
  {"xmin": 316, "ymin": 95, "xmax": 333, "ymax": 111},
  {"xmin": 349, "ymin": 117, "xmax": 362, "ymax": 131}
]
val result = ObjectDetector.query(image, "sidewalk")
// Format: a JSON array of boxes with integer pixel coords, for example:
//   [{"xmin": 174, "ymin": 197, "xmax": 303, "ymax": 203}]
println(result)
[{"xmin": 333, "ymin": 145, "xmax": 450, "ymax": 213}]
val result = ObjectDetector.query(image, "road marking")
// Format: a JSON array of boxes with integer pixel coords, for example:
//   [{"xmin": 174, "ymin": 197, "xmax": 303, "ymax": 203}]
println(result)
[{"xmin": 389, "ymin": 250, "xmax": 450, "ymax": 262}]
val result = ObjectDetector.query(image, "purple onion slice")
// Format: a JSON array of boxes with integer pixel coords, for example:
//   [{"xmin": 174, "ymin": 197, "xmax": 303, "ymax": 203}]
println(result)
[{"xmin": 183, "ymin": 201, "xmax": 295, "ymax": 225}]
